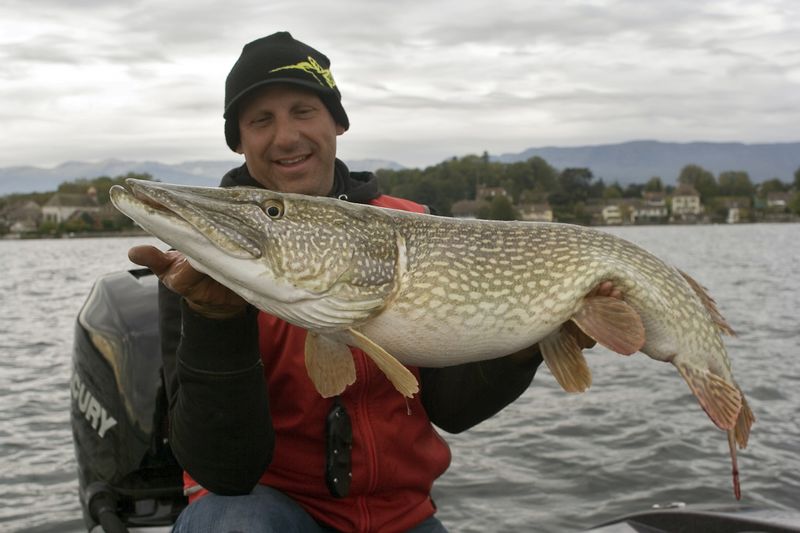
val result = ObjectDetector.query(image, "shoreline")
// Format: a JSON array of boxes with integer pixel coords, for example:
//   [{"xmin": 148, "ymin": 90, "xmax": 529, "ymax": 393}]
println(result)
[{"xmin": 1, "ymin": 229, "xmax": 151, "ymax": 240}]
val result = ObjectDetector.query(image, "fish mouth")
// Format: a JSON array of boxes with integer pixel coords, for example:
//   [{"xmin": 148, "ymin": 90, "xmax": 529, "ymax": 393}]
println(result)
[{"xmin": 110, "ymin": 179, "xmax": 266, "ymax": 259}]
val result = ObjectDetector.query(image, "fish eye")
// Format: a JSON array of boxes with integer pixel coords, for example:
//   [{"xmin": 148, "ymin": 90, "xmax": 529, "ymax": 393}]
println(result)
[{"xmin": 263, "ymin": 200, "xmax": 284, "ymax": 219}]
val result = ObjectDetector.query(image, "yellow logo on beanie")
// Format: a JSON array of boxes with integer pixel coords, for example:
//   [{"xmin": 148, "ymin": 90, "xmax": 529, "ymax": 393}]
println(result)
[{"xmin": 270, "ymin": 56, "xmax": 337, "ymax": 89}]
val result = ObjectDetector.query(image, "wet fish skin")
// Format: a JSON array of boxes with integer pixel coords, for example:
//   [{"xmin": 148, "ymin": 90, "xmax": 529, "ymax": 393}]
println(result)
[{"xmin": 110, "ymin": 179, "xmax": 754, "ymax": 499}]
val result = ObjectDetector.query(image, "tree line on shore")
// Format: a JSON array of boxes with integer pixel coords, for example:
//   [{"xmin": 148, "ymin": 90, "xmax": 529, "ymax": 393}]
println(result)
[
  {"xmin": 375, "ymin": 153, "xmax": 800, "ymax": 223},
  {"xmin": 2, "ymin": 155, "xmax": 799, "ymax": 236}
]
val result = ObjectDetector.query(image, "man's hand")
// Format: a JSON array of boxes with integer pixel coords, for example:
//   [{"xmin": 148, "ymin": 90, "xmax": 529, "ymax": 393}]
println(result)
[
  {"xmin": 129, "ymin": 245, "xmax": 247, "ymax": 319},
  {"xmin": 586, "ymin": 280, "xmax": 622, "ymax": 301}
]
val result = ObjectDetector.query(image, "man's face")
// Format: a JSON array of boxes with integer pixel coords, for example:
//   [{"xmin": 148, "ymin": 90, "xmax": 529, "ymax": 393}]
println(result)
[{"xmin": 236, "ymin": 84, "xmax": 345, "ymax": 196}]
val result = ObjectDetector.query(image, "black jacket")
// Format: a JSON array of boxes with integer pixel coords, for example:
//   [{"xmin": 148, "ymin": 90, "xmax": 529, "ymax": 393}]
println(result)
[{"xmin": 161, "ymin": 160, "xmax": 543, "ymax": 494}]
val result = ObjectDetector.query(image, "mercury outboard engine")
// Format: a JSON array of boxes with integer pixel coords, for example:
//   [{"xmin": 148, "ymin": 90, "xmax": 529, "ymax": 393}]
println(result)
[{"xmin": 71, "ymin": 268, "xmax": 185, "ymax": 532}]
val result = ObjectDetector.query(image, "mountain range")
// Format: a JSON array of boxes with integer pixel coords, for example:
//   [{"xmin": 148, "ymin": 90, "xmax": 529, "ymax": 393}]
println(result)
[
  {"xmin": 1, "ymin": 141, "xmax": 797, "ymax": 195},
  {"xmin": 495, "ymin": 140, "xmax": 799, "ymax": 184},
  {"xmin": 0, "ymin": 158, "xmax": 405, "ymax": 195}
]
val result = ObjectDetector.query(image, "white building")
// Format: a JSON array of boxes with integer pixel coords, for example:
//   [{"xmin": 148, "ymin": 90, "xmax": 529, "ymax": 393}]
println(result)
[
  {"xmin": 42, "ymin": 193, "xmax": 100, "ymax": 224},
  {"xmin": 670, "ymin": 185, "xmax": 703, "ymax": 220},
  {"xmin": 633, "ymin": 192, "xmax": 669, "ymax": 223},
  {"xmin": 601, "ymin": 205, "xmax": 623, "ymax": 225},
  {"xmin": 518, "ymin": 203, "xmax": 553, "ymax": 222}
]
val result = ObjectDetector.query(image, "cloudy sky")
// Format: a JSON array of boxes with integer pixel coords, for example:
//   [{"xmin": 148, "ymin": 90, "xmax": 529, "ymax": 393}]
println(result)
[{"xmin": 1, "ymin": 0, "xmax": 798, "ymax": 169}]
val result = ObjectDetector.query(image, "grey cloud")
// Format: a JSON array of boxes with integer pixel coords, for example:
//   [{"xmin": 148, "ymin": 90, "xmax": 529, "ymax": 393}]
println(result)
[
  {"xmin": 1, "ymin": 0, "xmax": 798, "ymax": 169},
  {"xmin": 1, "ymin": 33, "xmax": 167, "ymax": 68},
  {"xmin": 1, "ymin": 34, "xmax": 84, "ymax": 65}
]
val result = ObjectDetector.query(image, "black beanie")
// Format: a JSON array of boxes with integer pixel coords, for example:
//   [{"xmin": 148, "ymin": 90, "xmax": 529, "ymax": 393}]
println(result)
[{"xmin": 223, "ymin": 32, "xmax": 350, "ymax": 151}]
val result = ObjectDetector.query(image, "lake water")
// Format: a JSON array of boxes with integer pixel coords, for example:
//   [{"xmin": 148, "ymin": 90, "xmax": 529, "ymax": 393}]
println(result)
[{"xmin": 1, "ymin": 224, "xmax": 798, "ymax": 532}]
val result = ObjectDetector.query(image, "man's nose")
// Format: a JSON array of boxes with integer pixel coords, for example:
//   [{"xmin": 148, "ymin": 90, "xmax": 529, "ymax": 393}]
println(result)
[{"xmin": 273, "ymin": 116, "xmax": 301, "ymax": 147}]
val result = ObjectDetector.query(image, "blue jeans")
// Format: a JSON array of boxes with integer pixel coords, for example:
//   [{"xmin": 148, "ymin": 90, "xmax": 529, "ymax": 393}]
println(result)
[{"xmin": 173, "ymin": 485, "xmax": 448, "ymax": 533}]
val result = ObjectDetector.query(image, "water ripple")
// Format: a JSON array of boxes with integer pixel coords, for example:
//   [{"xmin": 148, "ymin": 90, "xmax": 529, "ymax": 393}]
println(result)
[{"xmin": 2, "ymin": 228, "xmax": 799, "ymax": 532}]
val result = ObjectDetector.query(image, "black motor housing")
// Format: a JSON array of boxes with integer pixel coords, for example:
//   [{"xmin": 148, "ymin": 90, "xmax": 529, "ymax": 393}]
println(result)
[{"xmin": 71, "ymin": 268, "xmax": 185, "ymax": 530}]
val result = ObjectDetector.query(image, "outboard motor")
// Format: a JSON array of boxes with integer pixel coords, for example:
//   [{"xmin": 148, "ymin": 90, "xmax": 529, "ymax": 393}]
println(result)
[{"xmin": 71, "ymin": 268, "xmax": 185, "ymax": 531}]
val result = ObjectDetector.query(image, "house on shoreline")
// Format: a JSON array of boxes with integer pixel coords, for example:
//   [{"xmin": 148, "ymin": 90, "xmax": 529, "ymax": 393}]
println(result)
[
  {"xmin": 1, "ymin": 187, "xmax": 124, "ymax": 236},
  {"xmin": 518, "ymin": 203, "xmax": 553, "ymax": 222},
  {"xmin": 42, "ymin": 190, "xmax": 100, "ymax": 224},
  {"xmin": 670, "ymin": 184, "xmax": 704, "ymax": 222},
  {"xmin": 452, "ymin": 184, "xmax": 712, "ymax": 226},
  {"xmin": 634, "ymin": 192, "xmax": 669, "ymax": 224},
  {"xmin": 0, "ymin": 200, "xmax": 42, "ymax": 233}
]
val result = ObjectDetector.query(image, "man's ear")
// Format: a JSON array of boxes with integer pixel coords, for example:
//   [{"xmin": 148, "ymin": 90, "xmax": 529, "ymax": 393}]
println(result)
[
  {"xmin": 235, "ymin": 143, "xmax": 244, "ymax": 154},
  {"xmin": 335, "ymin": 124, "xmax": 346, "ymax": 136}
]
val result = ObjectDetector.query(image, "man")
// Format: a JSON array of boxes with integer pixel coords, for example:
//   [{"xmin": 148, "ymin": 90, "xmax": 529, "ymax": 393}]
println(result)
[{"xmin": 130, "ymin": 32, "xmax": 612, "ymax": 533}]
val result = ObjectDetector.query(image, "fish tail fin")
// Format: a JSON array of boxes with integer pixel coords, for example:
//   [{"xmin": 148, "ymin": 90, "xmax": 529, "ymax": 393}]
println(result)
[
  {"xmin": 734, "ymin": 394, "xmax": 755, "ymax": 449},
  {"xmin": 305, "ymin": 332, "xmax": 357, "ymax": 397},
  {"xmin": 572, "ymin": 296, "xmax": 646, "ymax": 355},
  {"xmin": 727, "ymin": 429, "xmax": 742, "ymax": 500},
  {"xmin": 539, "ymin": 324, "xmax": 592, "ymax": 393},
  {"xmin": 729, "ymin": 393, "xmax": 754, "ymax": 500},
  {"xmin": 678, "ymin": 269, "xmax": 736, "ymax": 337},
  {"xmin": 674, "ymin": 361, "xmax": 742, "ymax": 430}
]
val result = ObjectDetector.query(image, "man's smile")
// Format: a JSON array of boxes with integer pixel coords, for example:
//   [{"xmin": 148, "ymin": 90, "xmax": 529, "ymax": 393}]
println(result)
[{"xmin": 275, "ymin": 154, "xmax": 311, "ymax": 167}]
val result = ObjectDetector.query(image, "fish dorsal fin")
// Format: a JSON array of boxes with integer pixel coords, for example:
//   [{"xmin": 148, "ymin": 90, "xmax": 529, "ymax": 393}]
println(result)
[
  {"xmin": 304, "ymin": 332, "xmax": 357, "ymax": 398},
  {"xmin": 539, "ymin": 325, "xmax": 592, "ymax": 393},
  {"xmin": 346, "ymin": 328, "xmax": 419, "ymax": 398},
  {"xmin": 678, "ymin": 269, "xmax": 736, "ymax": 337},
  {"xmin": 572, "ymin": 296, "xmax": 645, "ymax": 355},
  {"xmin": 674, "ymin": 361, "xmax": 742, "ymax": 430}
]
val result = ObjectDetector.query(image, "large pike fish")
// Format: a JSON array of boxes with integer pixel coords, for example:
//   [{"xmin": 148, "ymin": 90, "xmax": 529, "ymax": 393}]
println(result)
[{"xmin": 110, "ymin": 179, "xmax": 754, "ymax": 499}]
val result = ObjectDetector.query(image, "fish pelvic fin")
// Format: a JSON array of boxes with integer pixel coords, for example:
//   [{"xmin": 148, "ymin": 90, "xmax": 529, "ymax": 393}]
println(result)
[
  {"xmin": 304, "ymin": 332, "xmax": 356, "ymax": 398},
  {"xmin": 675, "ymin": 362, "xmax": 742, "ymax": 430},
  {"xmin": 678, "ymin": 269, "xmax": 736, "ymax": 337},
  {"xmin": 346, "ymin": 328, "xmax": 419, "ymax": 398},
  {"xmin": 572, "ymin": 296, "xmax": 646, "ymax": 355},
  {"xmin": 539, "ymin": 324, "xmax": 592, "ymax": 393}
]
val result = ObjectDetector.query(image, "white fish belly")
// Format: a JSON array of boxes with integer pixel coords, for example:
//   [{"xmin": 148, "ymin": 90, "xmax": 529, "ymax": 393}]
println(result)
[{"xmin": 356, "ymin": 306, "xmax": 563, "ymax": 367}]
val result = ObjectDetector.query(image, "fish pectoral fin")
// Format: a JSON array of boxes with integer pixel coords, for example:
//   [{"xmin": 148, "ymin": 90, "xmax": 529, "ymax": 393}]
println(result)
[
  {"xmin": 674, "ymin": 361, "xmax": 742, "ymax": 430},
  {"xmin": 678, "ymin": 269, "xmax": 736, "ymax": 337},
  {"xmin": 572, "ymin": 296, "xmax": 645, "ymax": 355},
  {"xmin": 304, "ymin": 332, "xmax": 357, "ymax": 398},
  {"xmin": 346, "ymin": 328, "xmax": 419, "ymax": 398},
  {"xmin": 539, "ymin": 325, "xmax": 592, "ymax": 393}
]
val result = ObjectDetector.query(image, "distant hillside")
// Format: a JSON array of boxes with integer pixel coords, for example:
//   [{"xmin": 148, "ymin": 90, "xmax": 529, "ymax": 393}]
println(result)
[
  {"xmin": 2, "ymin": 141, "xmax": 798, "ymax": 195},
  {"xmin": 0, "ymin": 158, "xmax": 405, "ymax": 195},
  {"xmin": 496, "ymin": 140, "xmax": 800, "ymax": 185}
]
